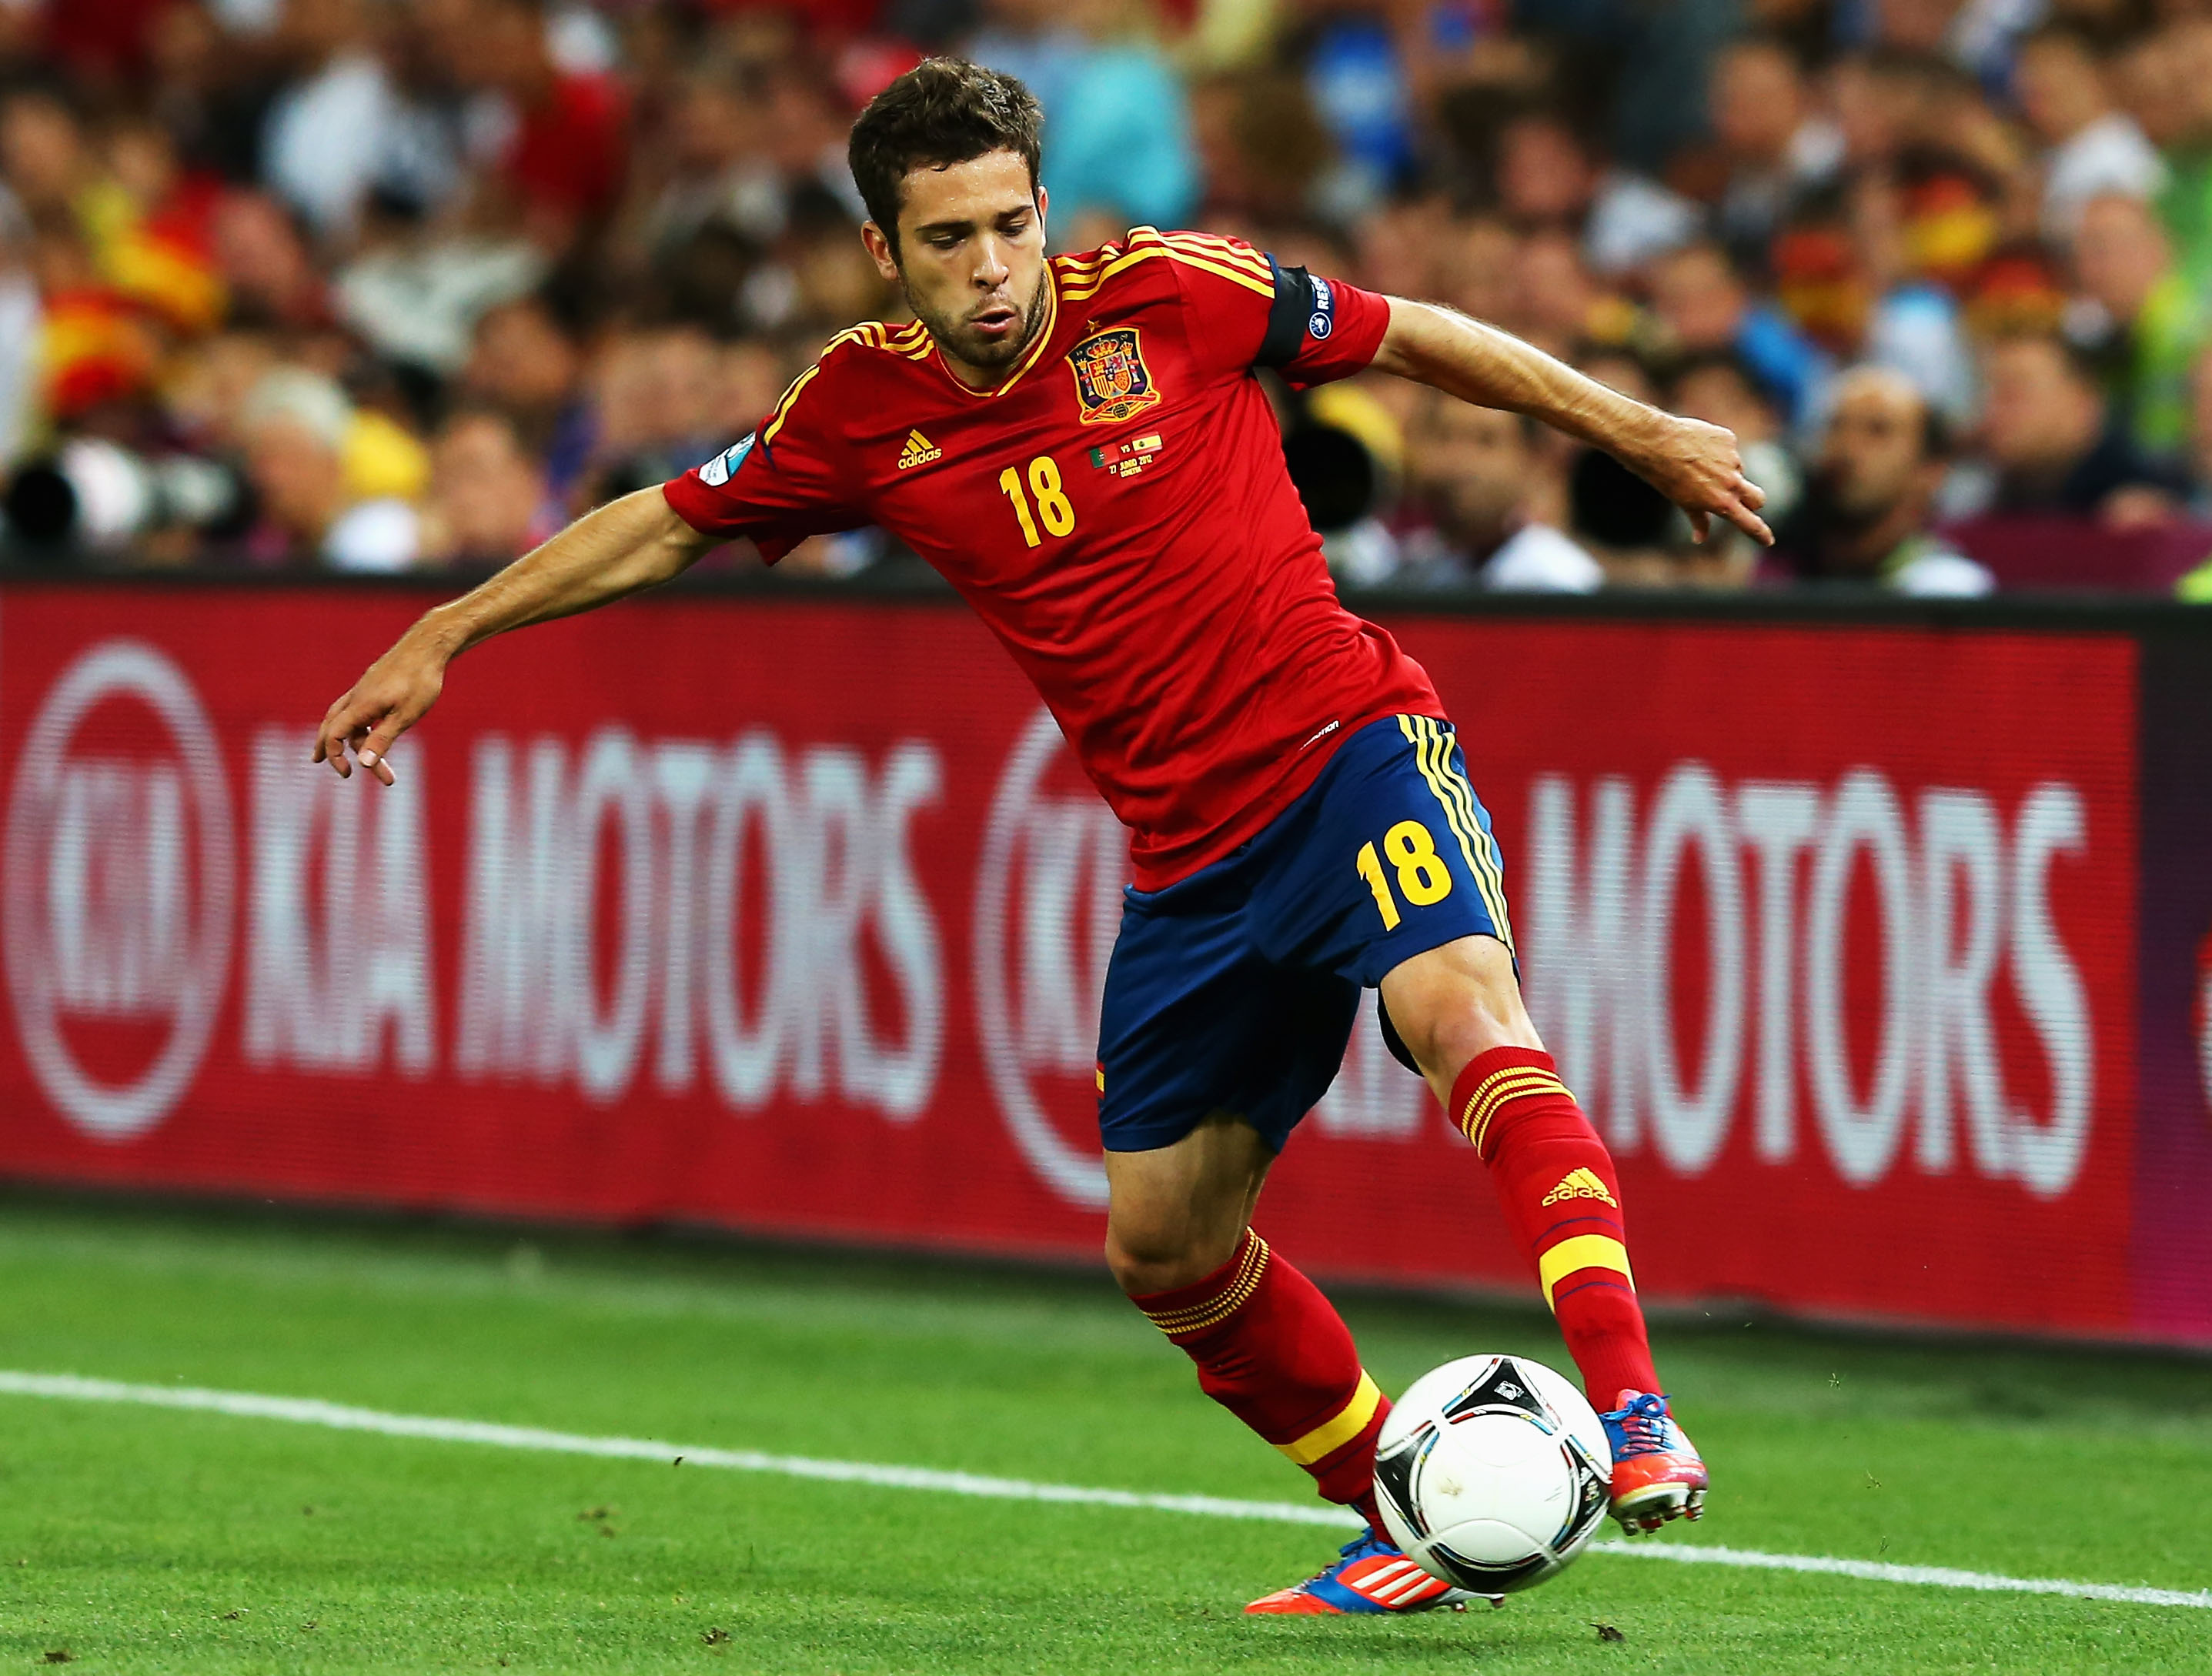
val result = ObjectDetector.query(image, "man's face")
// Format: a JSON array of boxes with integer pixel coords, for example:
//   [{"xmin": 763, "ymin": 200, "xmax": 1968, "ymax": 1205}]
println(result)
[
  {"xmin": 1819, "ymin": 372, "xmax": 1930, "ymax": 523},
  {"xmin": 1712, "ymin": 45, "xmax": 1802, "ymax": 162},
  {"xmin": 864, "ymin": 150, "xmax": 1049, "ymax": 383},
  {"xmin": 2073, "ymin": 193, "xmax": 2169, "ymax": 322},
  {"xmin": 1980, "ymin": 338, "xmax": 2102, "ymax": 472},
  {"xmin": 1414, "ymin": 401, "xmax": 1529, "ymax": 542}
]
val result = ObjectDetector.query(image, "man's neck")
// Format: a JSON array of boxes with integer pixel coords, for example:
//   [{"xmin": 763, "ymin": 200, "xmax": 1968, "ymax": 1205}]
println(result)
[{"xmin": 1820, "ymin": 499, "xmax": 1925, "ymax": 577}]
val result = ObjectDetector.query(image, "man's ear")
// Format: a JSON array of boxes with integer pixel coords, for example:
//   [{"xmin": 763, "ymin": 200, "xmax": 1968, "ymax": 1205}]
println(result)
[
  {"xmin": 860, "ymin": 219, "xmax": 901, "ymax": 284},
  {"xmin": 1035, "ymin": 185, "xmax": 1048, "ymax": 242}
]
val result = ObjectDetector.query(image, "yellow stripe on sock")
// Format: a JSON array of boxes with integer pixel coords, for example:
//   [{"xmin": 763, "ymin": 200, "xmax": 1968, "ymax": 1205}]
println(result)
[
  {"xmin": 1537, "ymin": 1235, "xmax": 1635, "ymax": 1310},
  {"xmin": 1274, "ymin": 1371, "xmax": 1383, "ymax": 1466},
  {"xmin": 1141, "ymin": 1234, "xmax": 1271, "ymax": 1337},
  {"xmin": 1457, "ymin": 1067, "xmax": 1571, "ymax": 1152}
]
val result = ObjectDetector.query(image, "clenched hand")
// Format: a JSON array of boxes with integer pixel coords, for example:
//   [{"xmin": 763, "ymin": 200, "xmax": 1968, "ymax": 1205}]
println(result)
[{"xmin": 313, "ymin": 629, "xmax": 449, "ymax": 784}]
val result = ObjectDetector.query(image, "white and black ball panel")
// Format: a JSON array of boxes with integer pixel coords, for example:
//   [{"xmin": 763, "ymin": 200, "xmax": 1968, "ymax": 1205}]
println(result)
[{"xmin": 1374, "ymin": 1354, "xmax": 1616, "ymax": 1596}]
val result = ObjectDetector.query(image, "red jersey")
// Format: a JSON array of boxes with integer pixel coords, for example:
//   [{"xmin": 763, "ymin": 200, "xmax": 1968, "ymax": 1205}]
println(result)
[{"xmin": 663, "ymin": 228, "xmax": 1442, "ymax": 889}]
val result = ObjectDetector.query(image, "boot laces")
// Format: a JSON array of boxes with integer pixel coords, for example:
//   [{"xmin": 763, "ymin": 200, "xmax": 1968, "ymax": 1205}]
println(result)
[
  {"xmin": 1603, "ymin": 1392, "xmax": 1676, "ymax": 1458},
  {"xmin": 1338, "ymin": 1527, "xmax": 1398, "ymax": 1562}
]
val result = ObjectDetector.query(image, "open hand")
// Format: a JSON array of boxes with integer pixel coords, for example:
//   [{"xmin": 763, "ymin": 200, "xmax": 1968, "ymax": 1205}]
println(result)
[
  {"xmin": 312, "ymin": 630, "xmax": 448, "ymax": 784},
  {"xmin": 1631, "ymin": 414, "xmax": 1773, "ymax": 546}
]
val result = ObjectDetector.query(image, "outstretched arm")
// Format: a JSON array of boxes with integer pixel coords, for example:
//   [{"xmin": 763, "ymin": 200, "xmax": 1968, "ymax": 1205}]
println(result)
[
  {"xmin": 313, "ymin": 486, "xmax": 715, "ymax": 783},
  {"xmin": 1372, "ymin": 297, "xmax": 1773, "ymax": 546}
]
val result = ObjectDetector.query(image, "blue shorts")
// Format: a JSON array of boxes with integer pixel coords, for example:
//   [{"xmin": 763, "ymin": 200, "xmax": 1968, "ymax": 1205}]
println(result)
[{"xmin": 1096, "ymin": 714, "xmax": 1515, "ymax": 1156}]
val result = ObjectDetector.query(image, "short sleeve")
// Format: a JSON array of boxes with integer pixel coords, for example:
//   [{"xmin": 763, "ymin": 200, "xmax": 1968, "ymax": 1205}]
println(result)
[
  {"xmin": 661, "ymin": 366, "xmax": 865, "ymax": 563},
  {"xmin": 1255, "ymin": 262, "xmax": 1392, "ymax": 389},
  {"xmin": 1149, "ymin": 229, "xmax": 1388, "ymax": 388}
]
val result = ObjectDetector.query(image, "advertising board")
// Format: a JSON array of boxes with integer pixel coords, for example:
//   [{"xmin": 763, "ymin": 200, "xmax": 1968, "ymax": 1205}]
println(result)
[{"xmin": 0, "ymin": 582, "xmax": 2187, "ymax": 1346}]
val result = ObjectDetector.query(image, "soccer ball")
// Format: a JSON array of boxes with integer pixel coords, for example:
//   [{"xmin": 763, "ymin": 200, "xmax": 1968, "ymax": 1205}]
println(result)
[{"xmin": 1371, "ymin": 1354, "xmax": 1612, "ymax": 1596}]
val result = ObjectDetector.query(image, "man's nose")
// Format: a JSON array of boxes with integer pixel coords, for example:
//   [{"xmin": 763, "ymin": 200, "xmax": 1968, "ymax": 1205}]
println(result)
[{"xmin": 974, "ymin": 233, "xmax": 1011, "ymax": 289}]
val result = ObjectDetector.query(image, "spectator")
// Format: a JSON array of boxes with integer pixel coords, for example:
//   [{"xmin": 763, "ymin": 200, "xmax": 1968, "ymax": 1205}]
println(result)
[
  {"xmin": 2015, "ymin": 24, "xmax": 2166, "ymax": 245},
  {"xmin": 425, "ymin": 0, "xmax": 628, "ymax": 251},
  {"xmin": 1646, "ymin": 239, "xmax": 1831, "ymax": 431},
  {"xmin": 1397, "ymin": 390, "xmax": 1598, "ymax": 593},
  {"xmin": 1978, "ymin": 330, "xmax": 2187, "ymax": 519},
  {"xmin": 1039, "ymin": 0, "xmax": 1197, "ymax": 235},
  {"xmin": 239, "ymin": 366, "xmax": 420, "ymax": 569},
  {"xmin": 2070, "ymin": 190, "xmax": 2205, "ymax": 457},
  {"xmin": 418, "ymin": 406, "xmax": 558, "ymax": 565},
  {"xmin": 460, "ymin": 292, "xmax": 596, "ymax": 500},
  {"xmin": 1773, "ymin": 363, "xmax": 1993, "ymax": 593},
  {"xmin": 1296, "ymin": 0, "xmax": 1417, "ymax": 212},
  {"xmin": 1705, "ymin": 35, "xmax": 1846, "ymax": 271},
  {"xmin": 0, "ymin": 0, "xmax": 2204, "ymax": 596},
  {"xmin": 2147, "ymin": 19, "xmax": 2212, "ymax": 284},
  {"xmin": 261, "ymin": 0, "xmax": 426, "ymax": 240},
  {"xmin": 1494, "ymin": 109, "xmax": 1701, "ymax": 279}
]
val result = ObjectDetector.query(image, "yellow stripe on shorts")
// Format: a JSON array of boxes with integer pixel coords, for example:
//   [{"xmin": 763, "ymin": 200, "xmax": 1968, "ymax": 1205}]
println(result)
[
  {"xmin": 1537, "ymin": 1236, "xmax": 1635, "ymax": 1310},
  {"xmin": 1424, "ymin": 719, "xmax": 1517, "ymax": 953},
  {"xmin": 1398, "ymin": 717, "xmax": 1515, "ymax": 952},
  {"xmin": 1275, "ymin": 1371, "xmax": 1383, "ymax": 1466}
]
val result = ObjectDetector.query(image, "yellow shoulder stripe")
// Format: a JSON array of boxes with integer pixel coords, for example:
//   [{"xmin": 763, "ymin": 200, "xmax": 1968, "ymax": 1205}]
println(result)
[
  {"xmin": 760, "ymin": 362, "xmax": 822, "ymax": 449},
  {"xmin": 1059, "ymin": 239, "xmax": 1274, "ymax": 303},
  {"xmin": 1160, "ymin": 230, "xmax": 1271, "ymax": 280}
]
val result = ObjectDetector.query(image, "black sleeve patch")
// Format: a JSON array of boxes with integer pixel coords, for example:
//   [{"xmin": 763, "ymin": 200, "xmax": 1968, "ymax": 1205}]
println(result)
[{"xmin": 1257, "ymin": 258, "xmax": 1316, "ymax": 369}]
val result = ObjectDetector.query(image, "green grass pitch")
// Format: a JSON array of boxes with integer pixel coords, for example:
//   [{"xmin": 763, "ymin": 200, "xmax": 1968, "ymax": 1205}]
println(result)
[{"xmin": 0, "ymin": 1199, "xmax": 2207, "ymax": 1674}]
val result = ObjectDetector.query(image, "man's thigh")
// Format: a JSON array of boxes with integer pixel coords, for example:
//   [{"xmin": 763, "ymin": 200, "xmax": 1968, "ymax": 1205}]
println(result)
[
  {"xmin": 1254, "ymin": 713, "xmax": 1515, "ymax": 987},
  {"xmin": 1097, "ymin": 870, "xmax": 1361, "ymax": 1161}
]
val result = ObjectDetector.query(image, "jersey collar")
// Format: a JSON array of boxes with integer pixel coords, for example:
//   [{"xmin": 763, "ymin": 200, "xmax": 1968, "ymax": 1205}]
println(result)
[{"xmin": 932, "ymin": 267, "xmax": 1061, "ymax": 399}]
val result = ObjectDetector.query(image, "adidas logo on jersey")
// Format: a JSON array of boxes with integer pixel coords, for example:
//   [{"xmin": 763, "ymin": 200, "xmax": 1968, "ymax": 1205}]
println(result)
[
  {"xmin": 897, "ymin": 429, "xmax": 942, "ymax": 469},
  {"xmin": 1540, "ymin": 1168, "xmax": 1617, "ymax": 1207}
]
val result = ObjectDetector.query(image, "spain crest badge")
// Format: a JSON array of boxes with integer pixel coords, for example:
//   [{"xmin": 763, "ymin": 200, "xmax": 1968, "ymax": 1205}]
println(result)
[{"xmin": 1067, "ymin": 327, "xmax": 1161, "ymax": 426}]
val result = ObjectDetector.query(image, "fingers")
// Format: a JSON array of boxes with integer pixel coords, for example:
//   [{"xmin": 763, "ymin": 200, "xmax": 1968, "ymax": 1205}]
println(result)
[
  {"xmin": 358, "ymin": 720, "xmax": 401, "ymax": 786},
  {"xmin": 313, "ymin": 692, "xmax": 400, "ymax": 782},
  {"xmin": 1735, "ymin": 473, "xmax": 1767, "ymax": 511},
  {"xmin": 1689, "ymin": 508, "xmax": 1711, "ymax": 543},
  {"xmin": 1719, "ymin": 497, "xmax": 1775, "ymax": 546}
]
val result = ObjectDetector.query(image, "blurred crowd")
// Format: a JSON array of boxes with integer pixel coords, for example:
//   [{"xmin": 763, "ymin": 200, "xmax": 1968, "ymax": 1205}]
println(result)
[{"xmin": 5, "ymin": 0, "xmax": 2212, "ymax": 595}]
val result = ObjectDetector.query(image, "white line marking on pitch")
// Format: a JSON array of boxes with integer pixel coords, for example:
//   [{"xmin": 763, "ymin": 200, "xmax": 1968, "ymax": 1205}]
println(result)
[{"xmin": 2, "ymin": 1371, "xmax": 2204, "ymax": 1612}]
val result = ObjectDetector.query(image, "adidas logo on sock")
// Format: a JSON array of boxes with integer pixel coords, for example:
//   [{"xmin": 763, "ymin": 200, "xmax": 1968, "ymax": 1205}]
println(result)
[
  {"xmin": 897, "ymin": 429, "xmax": 942, "ymax": 469},
  {"xmin": 1540, "ymin": 1167, "xmax": 1617, "ymax": 1207}
]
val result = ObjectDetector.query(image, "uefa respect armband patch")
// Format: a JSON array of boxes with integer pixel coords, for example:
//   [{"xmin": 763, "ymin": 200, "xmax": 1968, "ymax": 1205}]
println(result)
[
  {"xmin": 1258, "ymin": 261, "xmax": 1330, "ymax": 368},
  {"xmin": 697, "ymin": 433, "xmax": 756, "ymax": 486}
]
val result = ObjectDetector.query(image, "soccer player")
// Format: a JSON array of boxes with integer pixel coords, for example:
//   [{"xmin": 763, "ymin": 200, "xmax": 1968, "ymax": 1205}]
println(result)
[{"xmin": 315, "ymin": 60, "xmax": 1769, "ymax": 1616}]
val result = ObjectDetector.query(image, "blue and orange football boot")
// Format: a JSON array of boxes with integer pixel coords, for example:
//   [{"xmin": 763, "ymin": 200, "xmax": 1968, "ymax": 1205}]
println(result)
[
  {"xmin": 1245, "ymin": 1528, "xmax": 1494, "ymax": 1615},
  {"xmin": 1603, "ymin": 1391, "xmax": 1708, "ymax": 1534}
]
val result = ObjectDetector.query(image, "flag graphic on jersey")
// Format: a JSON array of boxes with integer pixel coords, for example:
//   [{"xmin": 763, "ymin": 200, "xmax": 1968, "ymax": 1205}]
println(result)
[{"xmin": 1068, "ymin": 326, "xmax": 1161, "ymax": 424}]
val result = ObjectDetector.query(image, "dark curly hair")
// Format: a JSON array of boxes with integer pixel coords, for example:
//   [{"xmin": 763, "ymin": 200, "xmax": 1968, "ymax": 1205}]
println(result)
[{"xmin": 847, "ymin": 58, "xmax": 1043, "ymax": 259}]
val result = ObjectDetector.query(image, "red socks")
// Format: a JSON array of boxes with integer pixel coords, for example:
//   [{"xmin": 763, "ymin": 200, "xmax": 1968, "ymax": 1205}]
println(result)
[
  {"xmin": 1450, "ymin": 1046, "xmax": 1659, "ymax": 1410},
  {"xmin": 1131, "ymin": 1229, "xmax": 1387, "ymax": 1518},
  {"xmin": 1126, "ymin": 1049, "xmax": 1656, "ymax": 1512}
]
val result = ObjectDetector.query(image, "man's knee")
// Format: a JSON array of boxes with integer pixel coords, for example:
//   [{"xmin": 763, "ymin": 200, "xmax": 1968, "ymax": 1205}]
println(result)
[
  {"xmin": 1100, "ymin": 1115, "xmax": 1271, "ymax": 1297},
  {"xmin": 1104, "ymin": 1217, "xmax": 1241, "ymax": 1297}
]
